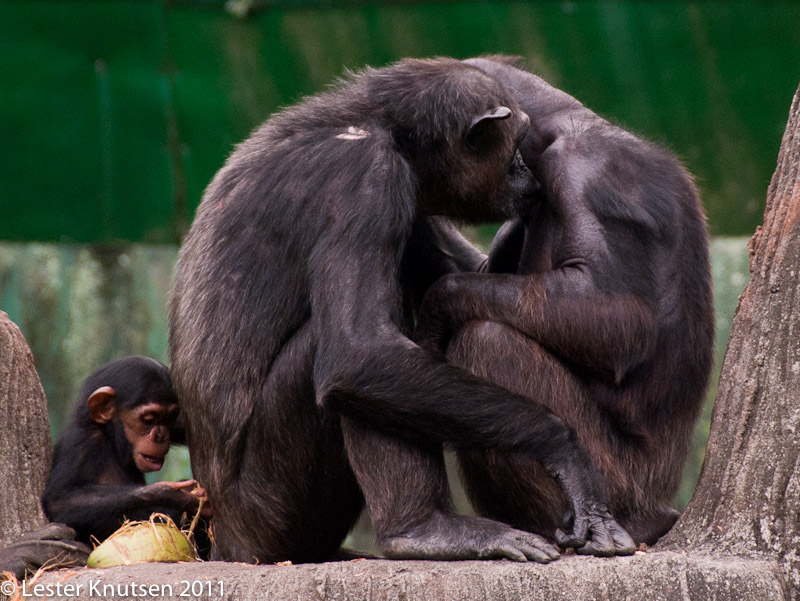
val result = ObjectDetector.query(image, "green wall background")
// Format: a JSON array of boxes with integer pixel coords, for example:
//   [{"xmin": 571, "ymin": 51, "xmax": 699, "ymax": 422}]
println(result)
[{"xmin": 1, "ymin": 0, "xmax": 799, "ymax": 243}]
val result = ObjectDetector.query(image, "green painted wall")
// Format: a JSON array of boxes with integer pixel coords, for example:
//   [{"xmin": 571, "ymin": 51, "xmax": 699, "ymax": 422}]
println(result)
[{"xmin": 1, "ymin": 1, "xmax": 799, "ymax": 243}]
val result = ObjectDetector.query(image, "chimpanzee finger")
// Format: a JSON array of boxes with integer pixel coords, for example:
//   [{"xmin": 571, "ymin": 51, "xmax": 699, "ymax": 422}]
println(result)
[
  {"xmin": 537, "ymin": 539, "xmax": 562, "ymax": 561},
  {"xmin": 555, "ymin": 530, "xmax": 588, "ymax": 549},
  {"xmin": 189, "ymin": 485, "xmax": 207, "ymax": 497},
  {"xmin": 555, "ymin": 515, "xmax": 588, "ymax": 549},
  {"xmin": 510, "ymin": 530, "xmax": 560, "ymax": 561},
  {"xmin": 479, "ymin": 544, "xmax": 527, "ymax": 562},
  {"xmin": 516, "ymin": 544, "xmax": 555, "ymax": 564},
  {"xmin": 575, "ymin": 521, "xmax": 614, "ymax": 557},
  {"xmin": 171, "ymin": 479, "xmax": 199, "ymax": 490},
  {"xmin": 575, "ymin": 539, "xmax": 614, "ymax": 557},
  {"xmin": 515, "ymin": 539, "xmax": 560, "ymax": 564},
  {"xmin": 475, "ymin": 531, "xmax": 558, "ymax": 563},
  {"xmin": 554, "ymin": 529, "xmax": 572, "ymax": 548},
  {"xmin": 609, "ymin": 523, "xmax": 636, "ymax": 555}
]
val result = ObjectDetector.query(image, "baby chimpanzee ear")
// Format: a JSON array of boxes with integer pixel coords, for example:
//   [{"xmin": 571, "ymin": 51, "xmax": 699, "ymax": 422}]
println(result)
[
  {"xmin": 87, "ymin": 386, "xmax": 116, "ymax": 424},
  {"xmin": 466, "ymin": 106, "xmax": 512, "ymax": 152}
]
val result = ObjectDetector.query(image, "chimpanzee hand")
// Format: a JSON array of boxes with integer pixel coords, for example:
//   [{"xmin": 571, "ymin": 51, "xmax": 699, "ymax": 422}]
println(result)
[
  {"xmin": 553, "ymin": 466, "xmax": 636, "ymax": 557},
  {"xmin": 187, "ymin": 483, "xmax": 214, "ymax": 519},
  {"xmin": 555, "ymin": 501, "xmax": 636, "ymax": 556},
  {"xmin": 142, "ymin": 480, "xmax": 213, "ymax": 519}
]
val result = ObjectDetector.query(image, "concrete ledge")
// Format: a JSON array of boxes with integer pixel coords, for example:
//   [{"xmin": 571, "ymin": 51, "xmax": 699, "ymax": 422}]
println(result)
[{"xmin": 24, "ymin": 551, "xmax": 787, "ymax": 601}]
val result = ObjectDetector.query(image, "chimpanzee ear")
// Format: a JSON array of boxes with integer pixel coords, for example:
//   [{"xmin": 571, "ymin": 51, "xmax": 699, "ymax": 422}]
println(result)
[
  {"xmin": 466, "ymin": 106, "xmax": 512, "ymax": 152},
  {"xmin": 87, "ymin": 386, "xmax": 116, "ymax": 424}
]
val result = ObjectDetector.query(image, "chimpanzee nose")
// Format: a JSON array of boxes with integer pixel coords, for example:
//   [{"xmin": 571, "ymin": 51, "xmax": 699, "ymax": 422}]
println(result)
[{"xmin": 153, "ymin": 426, "xmax": 169, "ymax": 445}]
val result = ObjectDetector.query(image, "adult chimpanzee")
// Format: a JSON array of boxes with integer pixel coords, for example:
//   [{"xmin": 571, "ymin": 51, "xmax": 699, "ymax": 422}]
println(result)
[
  {"xmin": 41, "ymin": 356, "xmax": 210, "ymax": 545},
  {"xmin": 169, "ymin": 57, "xmax": 635, "ymax": 565},
  {"xmin": 414, "ymin": 56, "xmax": 714, "ymax": 548}
]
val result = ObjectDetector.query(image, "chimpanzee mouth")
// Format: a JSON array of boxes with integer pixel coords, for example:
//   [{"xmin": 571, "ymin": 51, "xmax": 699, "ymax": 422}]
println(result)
[{"xmin": 140, "ymin": 454, "xmax": 165, "ymax": 471}]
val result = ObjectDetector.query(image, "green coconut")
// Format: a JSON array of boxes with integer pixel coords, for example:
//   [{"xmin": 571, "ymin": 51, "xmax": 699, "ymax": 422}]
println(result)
[{"xmin": 87, "ymin": 515, "xmax": 198, "ymax": 568}]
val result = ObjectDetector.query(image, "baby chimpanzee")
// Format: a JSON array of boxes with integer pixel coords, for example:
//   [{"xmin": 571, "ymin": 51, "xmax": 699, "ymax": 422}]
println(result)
[{"xmin": 41, "ymin": 356, "xmax": 210, "ymax": 546}]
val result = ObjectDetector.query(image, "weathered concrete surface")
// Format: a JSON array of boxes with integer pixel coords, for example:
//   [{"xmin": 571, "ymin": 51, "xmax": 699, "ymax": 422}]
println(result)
[{"xmin": 24, "ymin": 553, "xmax": 787, "ymax": 601}]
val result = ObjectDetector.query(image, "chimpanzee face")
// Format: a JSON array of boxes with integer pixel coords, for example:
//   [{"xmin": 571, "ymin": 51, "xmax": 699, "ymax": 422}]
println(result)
[
  {"xmin": 87, "ymin": 384, "xmax": 180, "ymax": 474},
  {"xmin": 420, "ymin": 106, "xmax": 538, "ymax": 223},
  {"xmin": 120, "ymin": 402, "xmax": 180, "ymax": 473}
]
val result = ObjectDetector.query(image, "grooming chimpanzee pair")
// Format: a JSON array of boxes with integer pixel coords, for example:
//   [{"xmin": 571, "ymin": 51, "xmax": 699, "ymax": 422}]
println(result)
[
  {"xmin": 17, "ymin": 55, "xmax": 710, "ymax": 568},
  {"xmin": 169, "ymin": 55, "xmax": 713, "ymax": 563}
]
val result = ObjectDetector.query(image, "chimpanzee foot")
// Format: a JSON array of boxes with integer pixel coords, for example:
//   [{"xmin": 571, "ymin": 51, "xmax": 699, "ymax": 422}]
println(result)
[
  {"xmin": 379, "ymin": 512, "xmax": 559, "ymax": 563},
  {"xmin": 0, "ymin": 524, "xmax": 90, "ymax": 579},
  {"xmin": 555, "ymin": 501, "xmax": 636, "ymax": 557}
]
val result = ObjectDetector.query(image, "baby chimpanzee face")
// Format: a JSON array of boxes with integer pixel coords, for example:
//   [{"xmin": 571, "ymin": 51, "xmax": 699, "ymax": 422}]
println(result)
[{"xmin": 120, "ymin": 401, "xmax": 180, "ymax": 473}]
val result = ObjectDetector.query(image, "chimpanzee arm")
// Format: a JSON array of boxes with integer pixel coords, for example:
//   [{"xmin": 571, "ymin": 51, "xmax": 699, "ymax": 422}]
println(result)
[
  {"xmin": 410, "ymin": 216, "xmax": 487, "ymax": 276},
  {"xmin": 44, "ymin": 482, "xmax": 200, "ymax": 541},
  {"xmin": 416, "ymin": 136, "xmax": 668, "ymax": 383},
  {"xmin": 401, "ymin": 217, "xmax": 488, "ymax": 309},
  {"xmin": 310, "ymin": 138, "xmax": 633, "ymax": 555},
  {"xmin": 417, "ymin": 270, "xmax": 657, "ymax": 384}
]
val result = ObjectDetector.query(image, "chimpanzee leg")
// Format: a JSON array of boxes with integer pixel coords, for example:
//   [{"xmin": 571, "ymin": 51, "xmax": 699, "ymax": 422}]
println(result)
[
  {"xmin": 448, "ymin": 321, "xmax": 603, "ymax": 539},
  {"xmin": 449, "ymin": 320, "xmax": 681, "ymax": 545},
  {"xmin": 342, "ymin": 417, "xmax": 560, "ymax": 562},
  {"xmin": 209, "ymin": 412, "xmax": 363, "ymax": 564},
  {"xmin": 341, "ymin": 418, "xmax": 450, "ymax": 544},
  {"xmin": 192, "ymin": 326, "xmax": 364, "ymax": 564}
]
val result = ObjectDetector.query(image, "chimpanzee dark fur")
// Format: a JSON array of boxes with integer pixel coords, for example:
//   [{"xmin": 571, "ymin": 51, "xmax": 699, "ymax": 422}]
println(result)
[
  {"xmin": 42, "ymin": 357, "xmax": 205, "ymax": 545},
  {"xmin": 415, "ymin": 57, "xmax": 714, "ymax": 548},
  {"xmin": 169, "ymin": 57, "xmax": 635, "ymax": 564}
]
